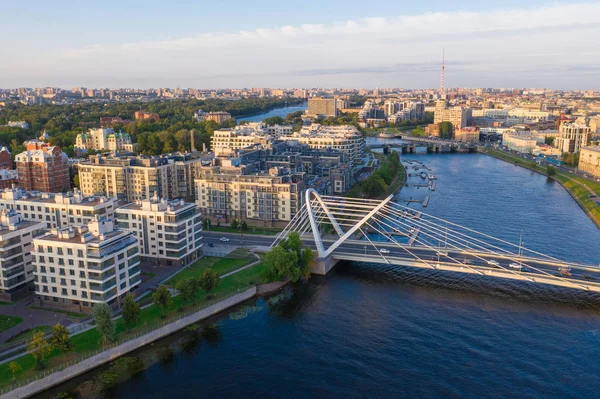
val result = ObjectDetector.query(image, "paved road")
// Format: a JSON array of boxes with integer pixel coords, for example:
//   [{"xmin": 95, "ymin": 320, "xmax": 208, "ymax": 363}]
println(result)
[{"xmin": 202, "ymin": 231, "xmax": 600, "ymax": 290}]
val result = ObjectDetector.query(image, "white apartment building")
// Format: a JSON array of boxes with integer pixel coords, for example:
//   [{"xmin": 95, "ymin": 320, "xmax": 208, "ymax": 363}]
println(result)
[
  {"xmin": 75, "ymin": 128, "xmax": 133, "ymax": 153},
  {"xmin": 115, "ymin": 198, "xmax": 203, "ymax": 267},
  {"xmin": 0, "ymin": 209, "xmax": 46, "ymax": 301},
  {"xmin": 33, "ymin": 216, "xmax": 141, "ymax": 313},
  {"xmin": 0, "ymin": 188, "xmax": 117, "ymax": 229},
  {"xmin": 556, "ymin": 123, "xmax": 591, "ymax": 154},
  {"xmin": 212, "ymin": 129, "xmax": 273, "ymax": 156},
  {"xmin": 295, "ymin": 125, "xmax": 365, "ymax": 164}
]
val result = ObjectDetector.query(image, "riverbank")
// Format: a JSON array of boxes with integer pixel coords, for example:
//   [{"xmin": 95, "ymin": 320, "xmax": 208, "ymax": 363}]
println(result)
[
  {"xmin": 482, "ymin": 148, "xmax": 600, "ymax": 229},
  {"xmin": 0, "ymin": 260, "xmax": 269, "ymax": 396},
  {"xmin": 1, "ymin": 287, "xmax": 258, "ymax": 399},
  {"xmin": 234, "ymin": 102, "xmax": 306, "ymax": 121}
]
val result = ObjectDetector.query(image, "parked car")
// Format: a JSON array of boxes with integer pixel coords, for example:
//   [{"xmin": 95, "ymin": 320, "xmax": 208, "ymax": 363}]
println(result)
[{"xmin": 208, "ymin": 243, "xmax": 214, "ymax": 247}]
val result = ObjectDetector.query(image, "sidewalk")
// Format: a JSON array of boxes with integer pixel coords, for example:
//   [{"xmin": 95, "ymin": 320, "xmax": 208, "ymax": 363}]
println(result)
[{"xmin": 0, "ymin": 297, "xmax": 74, "ymax": 345}]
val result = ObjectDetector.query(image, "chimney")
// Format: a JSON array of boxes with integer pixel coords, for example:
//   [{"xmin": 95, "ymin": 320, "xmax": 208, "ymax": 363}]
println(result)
[{"xmin": 190, "ymin": 130, "xmax": 196, "ymax": 152}]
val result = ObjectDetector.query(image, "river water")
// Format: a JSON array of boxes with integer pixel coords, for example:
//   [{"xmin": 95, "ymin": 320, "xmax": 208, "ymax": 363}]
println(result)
[
  {"xmin": 237, "ymin": 104, "xmax": 307, "ymax": 123},
  {"xmin": 43, "ymin": 152, "xmax": 600, "ymax": 399}
]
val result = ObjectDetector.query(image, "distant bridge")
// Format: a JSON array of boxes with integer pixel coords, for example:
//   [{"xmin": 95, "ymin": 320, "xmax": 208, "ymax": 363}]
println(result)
[
  {"xmin": 271, "ymin": 190, "xmax": 600, "ymax": 293},
  {"xmin": 366, "ymin": 137, "xmax": 477, "ymax": 154}
]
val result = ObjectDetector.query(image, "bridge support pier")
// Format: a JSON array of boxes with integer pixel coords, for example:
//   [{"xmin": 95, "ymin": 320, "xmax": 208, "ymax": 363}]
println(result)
[{"xmin": 311, "ymin": 255, "xmax": 340, "ymax": 275}]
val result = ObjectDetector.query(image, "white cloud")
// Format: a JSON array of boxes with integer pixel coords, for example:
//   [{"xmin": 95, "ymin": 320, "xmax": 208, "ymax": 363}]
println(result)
[{"xmin": 3, "ymin": 2, "xmax": 600, "ymax": 88}]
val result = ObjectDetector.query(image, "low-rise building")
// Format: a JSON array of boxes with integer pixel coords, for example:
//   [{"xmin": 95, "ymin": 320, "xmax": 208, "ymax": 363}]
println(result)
[
  {"xmin": 134, "ymin": 111, "xmax": 160, "ymax": 121},
  {"xmin": 195, "ymin": 111, "xmax": 232, "ymax": 123},
  {"xmin": 503, "ymin": 132, "xmax": 538, "ymax": 153},
  {"xmin": 0, "ymin": 209, "xmax": 46, "ymax": 301},
  {"xmin": 0, "ymin": 188, "xmax": 117, "ymax": 229},
  {"xmin": 115, "ymin": 198, "xmax": 203, "ymax": 267},
  {"xmin": 0, "ymin": 169, "xmax": 17, "ymax": 189},
  {"xmin": 32, "ymin": 216, "xmax": 141, "ymax": 313},
  {"xmin": 454, "ymin": 127, "xmax": 480, "ymax": 142},
  {"xmin": 578, "ymin": 146, "xmax": 600, "ymax": 178}
]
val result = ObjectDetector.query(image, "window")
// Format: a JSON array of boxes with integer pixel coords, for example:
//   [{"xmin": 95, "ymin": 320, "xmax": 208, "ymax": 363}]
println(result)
[
  {"xmin": 69, "ymin": 270, "xmax": 75, "ymax": 276},
  {"xmin": 67, "ymin": 248, "xmax": 73, "ymax": 255},
  {"xmin": 72, "ymin": 290, "xmax": 77, "ymax": 296}
]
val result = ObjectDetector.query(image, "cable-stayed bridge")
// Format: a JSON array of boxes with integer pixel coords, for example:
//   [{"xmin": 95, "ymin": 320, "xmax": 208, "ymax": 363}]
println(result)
[{"xmin": 271, "ymin": 189, "xmax": 600, "ymax": 292}]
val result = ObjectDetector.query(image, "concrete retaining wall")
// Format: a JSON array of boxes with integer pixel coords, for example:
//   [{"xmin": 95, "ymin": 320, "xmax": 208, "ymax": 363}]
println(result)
[{"xmin": 4, "ymin": 287, "xmax": 257, "ymax": 399}]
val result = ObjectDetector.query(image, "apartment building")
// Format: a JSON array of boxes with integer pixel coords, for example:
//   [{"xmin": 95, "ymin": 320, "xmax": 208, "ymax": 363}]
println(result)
[
  {"xmin": 75, "ymin": 128, "xmax": 133, "ymax": 154},
  {"xmin": 0, "ymin": 188, "xmax": 117, "ymax": 229},
  {"xmin": 115, "ymin": 198, "xmax": 203, "ymax": 267},
  {"xmin": 15, "ymin": 140, "xmax": 70, "ymax": 192},
  {"xmin": 294, "ymin": 125, "xmax": 364, "ymax": 164},
  {"xmin": 555, "ymin": 123, "xmax": 591, "ymax": 154},
  {"xmin": 195, "ymin": 167, "xmax": 304, "ymax": 227},
  {"xmin": 0, "ymin": 209, "xmax": 46, "ymax": 301},
  {"xmin": 0, "ymin": 146, "xmax": 13, "ymax": 169},
  {"xmin": 454, "ymin": 127, "xmax": 480, "ymax": 142},
  {"xmin": 32, "ymin": 216, "xmax": 141, "ymax": 313},
  {"xmin": 212, "ymin": 129, "xmax": 272, "ymax": 156},
  {"xmin": 578, "ymin": 146, "xmax": 600, "ymax": 178},
  {"xmin": 307, "ymin": 97, "xmax": 338, "ymax": 118},
  {"xmin": 433, "ymin": 99, "xmax": 471, "ymax": 130},
  {"xmin": 503, "ymin": 132, "xmax": 538, "ymax": 153},
  {"xmin": 0, "ymin": 169, "xmax": 18, "ymax": 190},
  {"xmin": 78, "ymin": 153, "xmax": 205, "ymax": 203}
]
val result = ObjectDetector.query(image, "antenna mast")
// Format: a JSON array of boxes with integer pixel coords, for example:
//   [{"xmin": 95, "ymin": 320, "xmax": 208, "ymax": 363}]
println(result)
[{"xmin": 440, "ymin": 49, "xmax": 445, "ymax": 96}]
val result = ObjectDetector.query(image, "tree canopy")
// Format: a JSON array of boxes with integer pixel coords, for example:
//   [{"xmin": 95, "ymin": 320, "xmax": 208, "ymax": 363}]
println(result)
[{"xmin": 264, "ymin": 232, "xmax": 314, "ymax": 282}]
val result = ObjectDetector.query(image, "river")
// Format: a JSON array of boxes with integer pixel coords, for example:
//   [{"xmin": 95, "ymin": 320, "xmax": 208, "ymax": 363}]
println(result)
[
  {"xmin": 42, "ymin": 152, "xmax": 600, "ymax": 399},
  {"xmin": 237, "ymin": 104, "xmax": 307, "ymax": 123}
]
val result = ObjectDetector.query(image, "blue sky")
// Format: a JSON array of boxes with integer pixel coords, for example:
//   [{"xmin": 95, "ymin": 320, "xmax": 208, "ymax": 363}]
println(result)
[{"xmin": 2, "ymin": 1, "xmax": 599, "ymax": 89}]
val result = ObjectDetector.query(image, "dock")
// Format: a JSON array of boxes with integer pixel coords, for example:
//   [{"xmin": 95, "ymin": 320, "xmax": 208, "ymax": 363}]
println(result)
[
  {"xmin": 430, "ymin": 182, "xmax": 436, "ymax": 191},
  {"xmin": 422, "ymin": 196, "xmax": 430, "ymax": 207}
]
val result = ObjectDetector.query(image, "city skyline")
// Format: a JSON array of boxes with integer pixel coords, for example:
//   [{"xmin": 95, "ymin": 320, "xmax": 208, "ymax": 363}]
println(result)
[{"xmin": 2, "ymin": 1, "xmax": 600, "ymax": 89}]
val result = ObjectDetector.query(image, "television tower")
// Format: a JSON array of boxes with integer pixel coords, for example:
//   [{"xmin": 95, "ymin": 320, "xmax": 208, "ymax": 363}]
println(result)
[{"xmin": 440, "ymin": 49, "xmax": 445, "ymax": 97}]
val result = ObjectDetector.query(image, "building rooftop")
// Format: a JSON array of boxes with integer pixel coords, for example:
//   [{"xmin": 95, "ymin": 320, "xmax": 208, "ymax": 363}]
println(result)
[
  {"xmin": 0, "ymin": 188, "xmax": 115, "ymax": 207},
  {"xmin": 119, "ymin": 197, "xmax": 196, "ymax": 213}
]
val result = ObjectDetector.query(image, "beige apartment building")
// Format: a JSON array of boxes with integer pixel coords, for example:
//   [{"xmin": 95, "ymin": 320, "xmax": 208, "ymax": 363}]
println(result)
[
  {"xmin": 0, "ymin": 188, "xmax": 117, "ymax": 229},
  {"xmin": 212, "ymin": 129, "xmax": 272, "ymax": 156},
  {"xmin": 195, "ymin": 167, "xmax": 304, "ymax": 227},
  {"xmin": 578, "ymin": 146, "xmax": 600, "ymax": 178},
  {"xmin": 434, "ymin": 99, "xmax": 471, "ymax": 130},
  {"xmin": 307, "ymin": 97, "xmax": 338, "ymax": 118},
  {"xmin": 32, "ymin": 216, "xmax": 141, "ymax": 313},
  {"xmin": 0, "ymin": 209, "xmax": 46, "ymax": 301},
  {"xmin": 556, "ymin": 123, "xmax": 591, "ymax": 154},
  {"xmin": 78, "ymin": 153, "xmax": 204, "ymax": 203},
  {"xmin": 115, "ymin": 198, "xmax": 203, "ymax": 267}
]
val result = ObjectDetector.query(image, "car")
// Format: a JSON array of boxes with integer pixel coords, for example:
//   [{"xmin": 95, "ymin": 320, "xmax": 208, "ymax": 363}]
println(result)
[
  {"xmin": 220, "ymin": 237, "xmax": 230, "ymax": 242},
  {"xmin": 379, "ymin": 248, "xmax": 390, "ymax": 254},
  {"xmin": 208, "ymin": 243, "xmax": 214, "ymax": 247},
  {"xmin": 487, "ymin": 260, "xmax": 500, "ymax": 267},
  {"xmin": 509, "ymin": 262, "xmax": 522, "ymax": 270}
]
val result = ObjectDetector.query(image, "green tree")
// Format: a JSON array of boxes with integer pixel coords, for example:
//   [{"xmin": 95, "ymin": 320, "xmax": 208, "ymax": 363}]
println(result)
[
  {"xmin": 544, "ymin": 136, "xmax": 555, "ymax": 146},
  {"xmin": 176, "ymin": 278, "xmax": 199, "ymax": 304},
  {"xmin": 410, "ymin": 126, "xmax": 426, "ymax": 137},
  {"xmin": 231, "ymin": 218, "xmax": 239, "ymax": 229},
  {"xmin": 73, "ymin": 175, "xmax": 80, "ymax": 188},
  {"xmin": 438, "ymin": 122, "xmax": 453, "ymax": 139},
  {"xmin": 240, "ymin": 221, "xmax": 248, "ymax": 231},
  {"xmin": 93, "ymin": 302, "xmax": 115, "ymax": 345},
  {"xmin": 9, "ymin": 361, "xmax": 22, "ymax": 380},
  {"xmin": 27, "ymin": 331, "xmax": 53, "ymax": 370},
  {"xmin": 49, "ymin": 323, "xmax": 72, "ymax": 352},
  {"xmin": 263, "ymin": 116, "xmax": 285, "ymax": 126},
  {"xmin": 547, "ymin": 165, "xmax": 557, "ymax": 176},
  {"xmin": 122, "ymin": 293, "xmax": 141, "ymax": 327},
  {"xmin": 152, "ymin": 285, "xmax": 173, "ymax": 317},
  {"xmin": 199, "ymin": 269, "xmax": 220, "ymax": 297}
]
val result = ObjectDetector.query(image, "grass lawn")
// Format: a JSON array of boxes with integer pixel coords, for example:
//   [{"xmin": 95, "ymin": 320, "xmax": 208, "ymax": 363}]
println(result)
[
  {"xmin": 0, "ymin": 261, "xmax": 267, "ymax": 388},
  {"xmin": 0, "ymin": 302, "xmax": 12, "ymax": 306},
  {"xmin": 0, "ymin": 315, "xmax": 22, "ymax": 334},
  {"xmin": 28, "ymin": 307, "xmax": 87, "ymax": 319},
  {"xmin": 165, "ymin": 255, "xmax": 256, "ymax": 286},
  {"xmin": 4, "ymin": 326, "xmax": 52, "ymax": 344}
]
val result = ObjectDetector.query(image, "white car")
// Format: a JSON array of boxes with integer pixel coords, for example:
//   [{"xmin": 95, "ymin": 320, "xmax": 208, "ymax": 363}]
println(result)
[
  {"xmin": 220, "ymin": 237, "xmax": 230, "ymax": 242},
  {"xmin": 509, "ymin": 263, "xmax": 522, "ymax": 270},
  {"xmin": 379, "ymin": 248, "xmax": 390, "ymax": 254},
  {"xmin": 487, "ymin": 260, "xmax": 500, "ymax": 267}
]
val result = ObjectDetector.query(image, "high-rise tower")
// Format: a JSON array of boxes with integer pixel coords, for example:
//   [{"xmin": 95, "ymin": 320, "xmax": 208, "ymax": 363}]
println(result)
[{"xmin": 440, "ymin": 49, "xmax": 445, "ymax": 98}]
